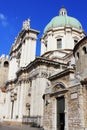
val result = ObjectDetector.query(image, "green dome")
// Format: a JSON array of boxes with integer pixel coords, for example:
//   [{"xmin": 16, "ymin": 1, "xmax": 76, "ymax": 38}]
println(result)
[{"xmin": 44, "ymin": 8, "xmax": 82, "ymax": 33}]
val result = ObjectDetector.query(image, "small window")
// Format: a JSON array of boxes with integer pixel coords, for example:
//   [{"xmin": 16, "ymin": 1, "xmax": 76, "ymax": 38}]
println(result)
[
  {"xmin": 3, "ymin": 61, "xmax": 9, "ymax": 67},
  {"xmin": 30, "ymin": 80, "xmax": 32, "ymax": 87},
  {"xmin": 82, "ymin": 46, "xmax": 86, "ymax": 54},
  {"xmin": 45, "ymin": 41, "xmax": 47, "ymax": 51},
  {"xmin": 74, "ymin": 40, "xmax": 78, "ymax": 45},
  {"xmin": 57, "ymin": 39, "xmax": 62, "ymax": 49},
  {"xmin": 45, "ymin": 43, "xmax": 47, "ymax": 48},
  {"xmin": 77, "ymin": 52, "xmax": 79, "ymax": 59}
]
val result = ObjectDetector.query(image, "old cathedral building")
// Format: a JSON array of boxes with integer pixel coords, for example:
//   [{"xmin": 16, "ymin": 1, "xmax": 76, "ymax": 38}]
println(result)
[{"xmin": 0, "ymin": 7, "xmax": 87, "ymax": 130}]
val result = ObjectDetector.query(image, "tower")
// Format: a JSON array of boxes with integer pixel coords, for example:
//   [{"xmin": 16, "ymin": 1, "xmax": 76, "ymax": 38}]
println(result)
[{"xmin": 8, "ymin": 19, "xmax": 40, "ymax": 80}]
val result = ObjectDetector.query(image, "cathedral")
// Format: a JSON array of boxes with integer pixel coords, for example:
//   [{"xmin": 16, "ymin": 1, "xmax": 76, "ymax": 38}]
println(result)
[{"xmin": 0, "ymin": 7, "xmax": 87, "ymax": 130}]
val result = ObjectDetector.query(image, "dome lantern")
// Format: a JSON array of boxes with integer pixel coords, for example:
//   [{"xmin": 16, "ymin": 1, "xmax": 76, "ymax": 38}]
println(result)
[{"xmin": 59, "ymin": 7, "xmax": 67, "ymax": 16}]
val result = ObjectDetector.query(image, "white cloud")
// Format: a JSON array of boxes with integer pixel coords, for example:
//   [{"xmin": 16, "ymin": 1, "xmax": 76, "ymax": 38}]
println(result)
[
  {"xmin": 0, "ymin": 13, "xmax": 8, "ymax": 27},
  {"xmin": 0, "ymin": 13, "xmax": 6, "ymax": 20}
]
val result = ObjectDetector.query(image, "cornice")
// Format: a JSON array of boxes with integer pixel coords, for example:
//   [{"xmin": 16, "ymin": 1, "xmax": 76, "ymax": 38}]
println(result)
[
  {"xmin": 5, "ymin": 78, "xmax": 17, "ymax": 87},
  {"xmin": 16, "ymin": 57, "xmax": 67, "ymax": 76},
  {"xmin": 48, "ymin": 68, "xmax": 74, "ymax": 81},
  {"xmin": 50, "ymin": 89, "xmax": 68, "ymax": 97}
]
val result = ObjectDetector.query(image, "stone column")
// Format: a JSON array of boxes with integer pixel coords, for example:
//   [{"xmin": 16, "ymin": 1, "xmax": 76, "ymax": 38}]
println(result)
[
  {"xmin": 18, "ymin": 81, "xmax": 24, "ymax": 120},
  {"xmin": 52, "ymin": 97, "xmax": 57, "ymax": 130},
  {"xmin": 5, "ymin": 91, "xmax": 11, "ymax": 119},
  {"xmin": 20, "ymin": 42, "xmax": 25, "ymax": 67},
  {"xmin": 26, "ymin": 38, "xmax": 30, "ymax": 65},
  {"xmin": 14, "ymin": 85, "xmax": 21, "ymax": 120},
  {"xmin": 22, "ymin": 81, "xmax": 29, "ymax": 115},
  {"xmin": 30, "ymin": 78, "xmax": 36, "ymax": 116},
  {"xmin": 16, "ymin": 84, "xmax": 21, "ymax": 118},
  {"xmin": 64, "ymin": 94, "xmax": 69, "ymax": 130},
  {"xmin": 41, "ymin": 39, "xmax": 46, "ymax": 55},
  {"xmin": 18, "ymin": 80, "xmax": 29, "ymax": 121}
]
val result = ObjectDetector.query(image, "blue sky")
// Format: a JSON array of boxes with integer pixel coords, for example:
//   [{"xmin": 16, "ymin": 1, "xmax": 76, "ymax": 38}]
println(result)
[{"xmin": 0, "ymin": 0, "xmax": 87, "ymax": 56}]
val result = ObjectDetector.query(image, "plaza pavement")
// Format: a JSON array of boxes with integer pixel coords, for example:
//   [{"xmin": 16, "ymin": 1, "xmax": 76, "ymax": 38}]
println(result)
[{"xmin": 0, "ymin": 123, "xmax": 43, "ymax": 130}]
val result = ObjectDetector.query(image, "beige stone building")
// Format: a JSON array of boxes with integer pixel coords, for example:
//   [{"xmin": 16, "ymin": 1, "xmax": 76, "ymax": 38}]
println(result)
[
  {"xmin": 0, "ymin": 7, "xmax": 87, "ymax": 130},
  {"xmin": 0, "ymin": 55, "xmax": 9, "ymax": 88},
  {"xmin": 0, "ymin": 55, "xmax": 9, "ymax": 120}
]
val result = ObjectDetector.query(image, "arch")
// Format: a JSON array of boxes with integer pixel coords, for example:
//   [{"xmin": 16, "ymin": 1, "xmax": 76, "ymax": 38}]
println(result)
[
  {"xmin": 3, "ymin": 61, "xmax": 9, "ymax": 67},
  {"xmin": 52, "ymin": 82, "xmax": 67, "ymax": 93},
  {"xmin": 53, "ymin": 82, "xmax": 66, "ymax": 88}
]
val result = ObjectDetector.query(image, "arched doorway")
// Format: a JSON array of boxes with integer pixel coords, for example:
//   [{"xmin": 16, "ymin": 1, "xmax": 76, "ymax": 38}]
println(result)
[{"xmin": 52, "ymin": 82, "xmax": 67, "ymax": 130}]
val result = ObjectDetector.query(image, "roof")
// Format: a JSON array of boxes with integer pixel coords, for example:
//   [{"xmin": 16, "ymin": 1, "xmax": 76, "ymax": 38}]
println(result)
[{"xmin": 44, "ymin": 8, "xmax": 82, "ymax": 33}]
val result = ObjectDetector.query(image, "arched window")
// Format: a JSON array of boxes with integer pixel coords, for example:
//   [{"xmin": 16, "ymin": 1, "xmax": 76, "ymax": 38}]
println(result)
[
  {"xmin": 57, "ymin": 39, "xmax": 62, "ymax": 49},
  {"xmin": 82, "ymin": 46, "xmax": 86, "ymax": 54},
  {"xmin": 3, "ymin": 61, "xmax": 9, "ymax": 67}
]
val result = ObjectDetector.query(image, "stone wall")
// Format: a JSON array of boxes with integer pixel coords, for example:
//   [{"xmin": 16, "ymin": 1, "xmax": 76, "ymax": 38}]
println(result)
[{"xmin": 43, "ymin": 94, "xmax": 53, "ymax": 130}]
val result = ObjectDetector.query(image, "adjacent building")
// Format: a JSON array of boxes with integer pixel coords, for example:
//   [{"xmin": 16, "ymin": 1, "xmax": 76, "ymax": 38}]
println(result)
[{"xmin": 0, "ymin": 55, "xmax": 9, "ymax": 120}]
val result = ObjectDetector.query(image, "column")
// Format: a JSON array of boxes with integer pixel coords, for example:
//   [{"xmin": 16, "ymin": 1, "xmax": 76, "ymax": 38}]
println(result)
[
  {"xmin": 64, "ymin": 94, "xmax": 69, "ymax": 130},
  {"xmin": 26, "ymin": 38, "xmax": 30, "ymax": 65},
  {"xmin": 18, "ymin": 81, "xmax": 24, "ymax": 120},
  {"xmin": 5, "ymin": 92, "xmax": 11, "ymax": 119},
  {"xmin": 52, "ymin": 97, "xmax": 56, "ymax": 130},
  {"xmin": 15, "ymin": 84, "xmax": 21, "ymax": 118},
  {"xmin": 20, "ymin": 43, "xmax": 25, "ymax": 67},
  {"xmin": 41, "ymin": 40, "xmax": 46, "ymax": 55}
]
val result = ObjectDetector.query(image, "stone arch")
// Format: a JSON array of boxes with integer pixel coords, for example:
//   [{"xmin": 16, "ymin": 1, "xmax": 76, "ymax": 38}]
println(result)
[
  {"xmin": 3, "ymin": 61, "xmax": 9, "ymax": 67},
  {"xmin": 52, "ymin": 82, "xmax": 67, "ymax": 93}
]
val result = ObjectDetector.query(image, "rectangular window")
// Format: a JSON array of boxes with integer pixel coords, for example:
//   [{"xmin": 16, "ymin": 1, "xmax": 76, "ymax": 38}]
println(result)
[{"xmin": 57, "ymin": 39, "xmax": 62, "ymax": 48}]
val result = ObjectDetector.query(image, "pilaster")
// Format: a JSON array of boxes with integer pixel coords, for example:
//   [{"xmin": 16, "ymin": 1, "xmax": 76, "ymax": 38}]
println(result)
[{"xmin": 78, "ymin": 86, "xmax": 85, "ymax": 129}]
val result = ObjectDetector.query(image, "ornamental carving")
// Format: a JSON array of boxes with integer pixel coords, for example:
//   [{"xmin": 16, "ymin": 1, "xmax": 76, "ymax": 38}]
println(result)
[{"xmin": 41, "ymin": 72, "xmax": 48, "ymax": 78}]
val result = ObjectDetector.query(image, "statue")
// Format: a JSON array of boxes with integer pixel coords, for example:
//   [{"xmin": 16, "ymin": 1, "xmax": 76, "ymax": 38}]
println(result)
[{"xmin": 22, "ymin": 19, "xmax": 30, "ymax": 30}]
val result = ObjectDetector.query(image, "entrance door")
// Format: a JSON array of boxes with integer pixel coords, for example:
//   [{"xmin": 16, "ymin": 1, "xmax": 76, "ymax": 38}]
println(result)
[{"xmin": 57, "ymin": 96, "xmax": 65, "ymax": 130}]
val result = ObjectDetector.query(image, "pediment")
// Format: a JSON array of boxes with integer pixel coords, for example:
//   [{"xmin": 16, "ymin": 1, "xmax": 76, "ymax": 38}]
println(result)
[
  {"xmin": 41, "ymin": 50, "xmax": 69, "ymax": 61},
  {"xmin": 52, "ymin": 82, "xmax": 66, "ymax": 93}
]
